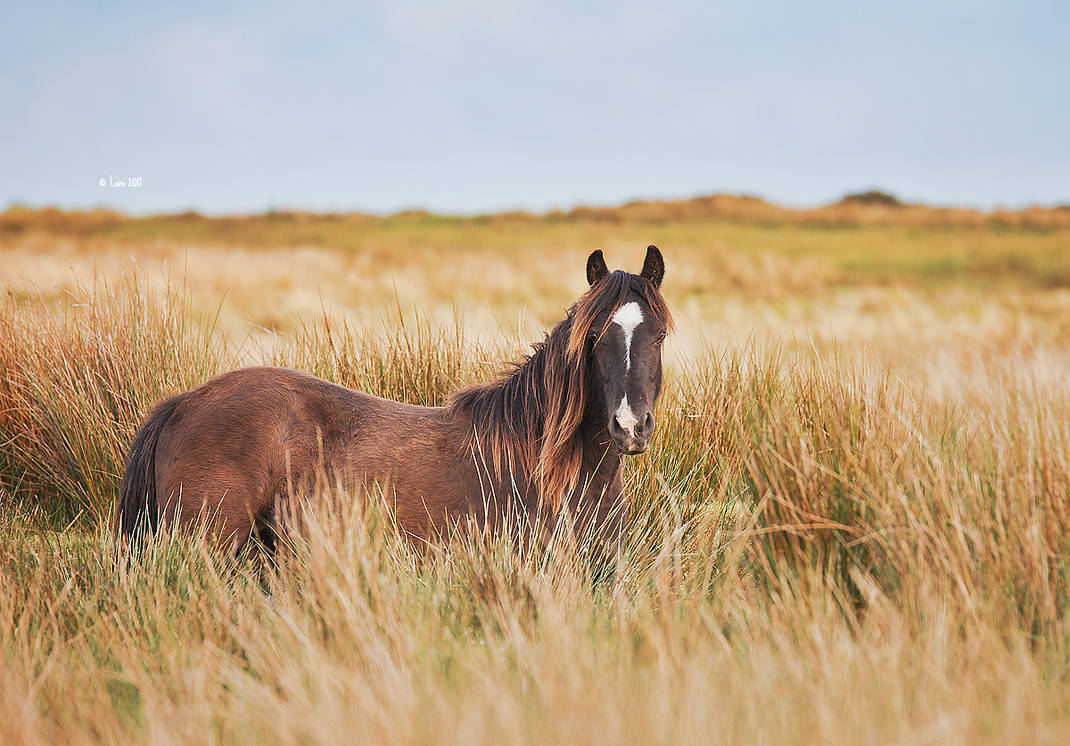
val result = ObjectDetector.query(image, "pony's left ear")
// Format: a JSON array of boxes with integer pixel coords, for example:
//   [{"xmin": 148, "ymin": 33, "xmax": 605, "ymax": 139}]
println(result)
[
  {"xmin": 640, "ymin": 245, "xmax": 665, "ymax": 288},
  {"xmin": 586, "ymin": 249, "xmax": 609, "ymax": 286}
]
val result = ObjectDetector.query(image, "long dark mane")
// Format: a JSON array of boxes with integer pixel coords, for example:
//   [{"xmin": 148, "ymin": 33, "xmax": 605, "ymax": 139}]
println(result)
[{"xmin": 448, "ymin": 270, "xmax": 672, "ymax": 507}]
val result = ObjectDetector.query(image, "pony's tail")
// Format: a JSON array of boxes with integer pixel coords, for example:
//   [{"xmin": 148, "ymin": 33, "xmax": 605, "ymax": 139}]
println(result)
[{"xmin": 116, "ymin": 393, "xmax": 186, "ymax": 545}]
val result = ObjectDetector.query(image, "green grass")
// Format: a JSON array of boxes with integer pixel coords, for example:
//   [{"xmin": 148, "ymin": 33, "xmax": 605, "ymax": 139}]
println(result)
[
  {"xmin": 6, "ymin": 204, "xmax": 1070, "ymax": 290},
  {"xmin": 88, "ymin": 217, "xmax": 1070, "ymax": 288}
]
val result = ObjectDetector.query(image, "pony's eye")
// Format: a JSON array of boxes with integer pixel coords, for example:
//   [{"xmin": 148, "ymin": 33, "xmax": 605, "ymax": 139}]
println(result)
[{"xmin": 655, "ymin": 331, "xmax": 667, "ymax": 345}]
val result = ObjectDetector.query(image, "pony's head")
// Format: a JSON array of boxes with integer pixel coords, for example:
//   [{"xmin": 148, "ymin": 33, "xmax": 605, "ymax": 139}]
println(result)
[
  {"xmin": 452, "ymin": 245, "xmax": 672, "ymax": 508},
  {"xmin": 569, "ymin": 245, "xmax": 671, "ymax": 455}
]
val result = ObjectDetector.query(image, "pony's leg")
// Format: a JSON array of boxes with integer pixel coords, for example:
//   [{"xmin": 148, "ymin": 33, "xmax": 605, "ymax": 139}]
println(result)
[
  {"xmin": 252, "ymin": 501, "xmax": 278, "ymax": 557},
  {"xmin": 157, "ymin": 474, "xmax": 266, "ymax": 556}
]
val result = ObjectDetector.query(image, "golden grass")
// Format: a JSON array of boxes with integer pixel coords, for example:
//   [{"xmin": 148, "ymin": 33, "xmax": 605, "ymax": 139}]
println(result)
[{"xmin": 2, "ymin": 202, "xmax": 1070, "ymax": 743}]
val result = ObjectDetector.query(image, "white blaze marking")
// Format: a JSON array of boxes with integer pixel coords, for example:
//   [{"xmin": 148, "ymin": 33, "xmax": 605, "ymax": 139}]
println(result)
[
  {"xmin": 615, "ymin": 393, "xmax": 638, "ymax": 435},
  {"xmin": 611, "ymin": 301, "xmax": 644, "ymax": 372}
]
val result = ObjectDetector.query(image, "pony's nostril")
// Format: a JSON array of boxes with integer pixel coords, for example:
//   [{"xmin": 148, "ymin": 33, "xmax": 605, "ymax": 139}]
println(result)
[{"xmin": 640, "ymin": 412, "xmax": 655, "ymax": 436}]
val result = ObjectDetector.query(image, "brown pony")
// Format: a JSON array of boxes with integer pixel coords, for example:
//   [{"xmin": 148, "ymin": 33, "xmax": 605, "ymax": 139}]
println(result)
[{"xmin": 117, "ymin": 246, "xmax": 671, "ymax": 555}]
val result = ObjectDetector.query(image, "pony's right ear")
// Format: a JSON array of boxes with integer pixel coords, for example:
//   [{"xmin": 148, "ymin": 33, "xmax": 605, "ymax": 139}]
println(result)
[{"xmin": 586, "ymin": 249, "xmax": 609, "ymax": 286}]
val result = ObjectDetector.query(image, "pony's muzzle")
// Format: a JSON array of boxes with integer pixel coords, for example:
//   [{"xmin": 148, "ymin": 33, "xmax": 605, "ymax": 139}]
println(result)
[{"xmin": 610, "ymin": 409, "xmax": 655, "ymax": 454}]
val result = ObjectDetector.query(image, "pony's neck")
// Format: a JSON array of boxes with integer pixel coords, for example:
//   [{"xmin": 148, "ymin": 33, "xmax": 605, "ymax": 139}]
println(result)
[
  {"xmin": 446, "ymin": 339, "xmax": 552, "ymax": 485},
  {"xmin": 449, "ymin": 315, "xmax": 620, "ymax": 499}
]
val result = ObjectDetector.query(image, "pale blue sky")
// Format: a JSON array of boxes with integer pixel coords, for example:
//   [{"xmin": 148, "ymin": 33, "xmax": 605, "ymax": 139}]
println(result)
[{"xmin": 3, "ymin": 0, "xmax": 1067, "ymax": 215}]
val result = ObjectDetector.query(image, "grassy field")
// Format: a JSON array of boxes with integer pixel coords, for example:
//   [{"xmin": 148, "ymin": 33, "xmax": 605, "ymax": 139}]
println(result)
[{"xmin": 2, "ymin": 198, "xmax": 1070, "ymax": 743}]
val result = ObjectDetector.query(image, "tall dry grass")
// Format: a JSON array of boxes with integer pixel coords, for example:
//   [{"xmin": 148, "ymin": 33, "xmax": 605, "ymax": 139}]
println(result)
[
  {"xmin": 0, "ymin": 279, "xmax": 222, "ymax": 527},
  {"xmin": 2, "ymin": 276, "xmax": 1070, "ymax": 743}
]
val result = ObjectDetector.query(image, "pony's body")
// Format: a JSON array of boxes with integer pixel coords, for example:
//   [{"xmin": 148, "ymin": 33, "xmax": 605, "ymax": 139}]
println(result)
[
  {"xmin": 118, "ymin": 247, "xmax": 669, "ymax": 555},
  {"xmin": 129, "ymin": 365, "xmax": 624, "ymax": 551}
]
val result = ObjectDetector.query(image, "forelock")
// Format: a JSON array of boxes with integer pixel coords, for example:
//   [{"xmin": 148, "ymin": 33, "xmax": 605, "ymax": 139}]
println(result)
[{"xmin": 566, "ymin": 270, "xmax": 672, "ymax": 358}]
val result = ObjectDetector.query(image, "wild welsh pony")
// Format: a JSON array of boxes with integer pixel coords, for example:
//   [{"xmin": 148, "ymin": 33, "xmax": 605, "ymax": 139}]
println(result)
[{"xmin": 117, "ymin": 246, "xmax": 671, "ymax": 556}]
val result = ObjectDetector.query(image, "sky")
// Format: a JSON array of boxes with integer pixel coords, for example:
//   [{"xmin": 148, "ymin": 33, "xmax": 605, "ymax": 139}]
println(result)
[{"xmin": 2, "ymin": 0, "xmax": 1067, "ymax": 215}]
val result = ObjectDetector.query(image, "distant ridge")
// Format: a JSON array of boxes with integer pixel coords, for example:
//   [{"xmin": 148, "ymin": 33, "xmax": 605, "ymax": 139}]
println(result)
[
  {"xmin": 3, "ymin": 191, "xmax": 1070, "ymax": 233},
  {"xmin": 531, "ymin": 191, "xmax": 1070, "ymax": 229},
  {"xmin": 835, "ymin": 190, "xmax": 903, "ymax": 208}
]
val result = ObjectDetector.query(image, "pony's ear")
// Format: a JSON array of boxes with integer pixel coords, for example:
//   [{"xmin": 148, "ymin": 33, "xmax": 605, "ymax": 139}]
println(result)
[
  {"xmin": 640, "ymin": 245, "xmax": 664, "ymax": 288},
  {"xmin": 586, "ymin": 249, "xmax": 609, "ymax": 286}
]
